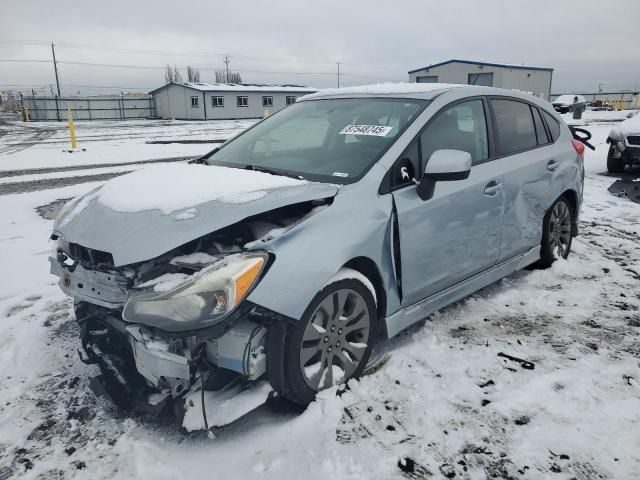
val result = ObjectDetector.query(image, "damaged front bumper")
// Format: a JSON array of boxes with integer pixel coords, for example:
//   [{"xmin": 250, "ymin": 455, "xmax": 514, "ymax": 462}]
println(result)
[
  {"xmin": 75, "ymin": 301, "xmax": 268, "ymax": 420},
  {"xmin": 49, "ymin": 240, "xmax": 274, "ymax": 421}
]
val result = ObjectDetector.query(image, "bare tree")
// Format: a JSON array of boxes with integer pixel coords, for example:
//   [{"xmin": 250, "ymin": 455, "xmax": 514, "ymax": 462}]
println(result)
[
  {"xmin": 164, "ymin": 65, "xmax": 184, "ymax": 84},
  {"xmin": 164, "ymin": 64, "xmax": 175, "ymax": 83},
  {"xmin": 1, "ymin": 90, "xmax": 19, "ymax": 113},
  {"xmin": 215, "ymin": 69, "xmax": 242, "ymax": 83},
  {"xmin": 186, "ymin": 66, "xmax": 201, "ymax": 83}
]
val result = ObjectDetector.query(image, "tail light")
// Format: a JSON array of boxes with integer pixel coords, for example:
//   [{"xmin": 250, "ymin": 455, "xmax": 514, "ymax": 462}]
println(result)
[{"xmin": 571, "ymin": 139, "xmax": 585, "ymax": 160}]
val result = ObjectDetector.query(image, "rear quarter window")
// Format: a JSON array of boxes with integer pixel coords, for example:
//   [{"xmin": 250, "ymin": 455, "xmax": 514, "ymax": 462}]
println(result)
[
  {"xmin": 541, "ymin": 110, "xmax": 561, "ymax": 142},
  {"xmin": 531, "ymin": 107, "xmax": 550, "ymax": 145},
  {"xmin": 491, "ymin": 99, "xmax": 537, "ymax": 155}
]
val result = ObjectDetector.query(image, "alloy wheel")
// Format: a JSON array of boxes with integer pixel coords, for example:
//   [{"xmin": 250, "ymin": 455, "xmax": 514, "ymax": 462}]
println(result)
[
  {"xmin": 299, "ymin": 288, "xmax": 371, "ymax": 390},
  {"xmin": 548, "ymin": 200, "xmax": 572, "ymax": 258}
]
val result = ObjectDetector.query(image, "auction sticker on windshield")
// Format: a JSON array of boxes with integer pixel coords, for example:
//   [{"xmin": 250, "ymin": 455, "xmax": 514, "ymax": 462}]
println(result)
[{"xmin": 339, "ymin": 125, "xmax": 393, "ymax": 137}]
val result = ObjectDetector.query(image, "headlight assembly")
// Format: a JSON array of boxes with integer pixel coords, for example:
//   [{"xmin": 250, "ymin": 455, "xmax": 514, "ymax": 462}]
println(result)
[{"xmin": 122, "ymin": 252, "xmax": 268, "ymax": 332}]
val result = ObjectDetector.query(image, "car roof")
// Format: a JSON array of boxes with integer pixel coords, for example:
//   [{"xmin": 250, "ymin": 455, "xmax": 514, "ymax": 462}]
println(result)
[{"xmin": 299, "ymin": 83, "xmax": 548, "ymax": 104}]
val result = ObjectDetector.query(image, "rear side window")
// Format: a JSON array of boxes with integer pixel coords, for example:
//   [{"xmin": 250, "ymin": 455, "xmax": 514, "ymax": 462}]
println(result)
[
  {"xmin": 531, "ymin": 107, "xmax": 550, "ymax": 145},
  {"xmin": 491, "ymin": 99, "xmax": 537, "ymax": 155},
  {"xmin": 541, "ymin": 110, "xmax": 561, "ymax": 142}
]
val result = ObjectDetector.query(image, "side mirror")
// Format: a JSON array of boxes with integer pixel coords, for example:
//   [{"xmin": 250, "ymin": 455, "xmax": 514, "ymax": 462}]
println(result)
[{"xmin": 417, "ymin": 149, "xmax": 472, "ymax": 201}]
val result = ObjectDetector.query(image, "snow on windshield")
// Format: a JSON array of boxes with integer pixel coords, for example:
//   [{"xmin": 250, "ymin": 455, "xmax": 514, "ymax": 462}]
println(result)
[{"xmin": 96, "ymin": 163, "xmax": 306, "ymax": 214}]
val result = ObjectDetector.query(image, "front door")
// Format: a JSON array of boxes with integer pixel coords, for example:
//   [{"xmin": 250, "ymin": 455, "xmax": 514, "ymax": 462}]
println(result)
[{"xmin": 390, "ymin": 98, "xmax": 505, "ymax": 306}]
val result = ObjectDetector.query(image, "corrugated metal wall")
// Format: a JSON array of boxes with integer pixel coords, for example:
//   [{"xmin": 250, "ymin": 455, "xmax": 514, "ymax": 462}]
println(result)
[{"xmin": 21, "ymin": 95, "xmax": 156, "ymax": 121}]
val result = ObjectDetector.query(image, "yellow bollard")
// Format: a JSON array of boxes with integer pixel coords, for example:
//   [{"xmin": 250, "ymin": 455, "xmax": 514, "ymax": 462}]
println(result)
[{"xmin": 67, "ymin": 107, "xmax": 77, "ymax": 150}]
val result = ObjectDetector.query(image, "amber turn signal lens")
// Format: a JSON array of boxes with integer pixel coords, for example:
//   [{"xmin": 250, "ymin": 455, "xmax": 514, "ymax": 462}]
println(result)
[{"xmin": 233, "ymin": 257, "xmax": 265, "ymax": 305}]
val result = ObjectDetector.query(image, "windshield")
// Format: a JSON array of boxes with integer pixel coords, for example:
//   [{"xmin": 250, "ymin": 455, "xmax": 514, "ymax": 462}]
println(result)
[{"xmin": 206, "ymin": 98, "xmax": 427, "ymax": 183}]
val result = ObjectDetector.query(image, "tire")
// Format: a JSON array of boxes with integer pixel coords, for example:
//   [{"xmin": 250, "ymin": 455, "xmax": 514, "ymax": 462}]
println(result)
[
  {"xmin": 268, "ymin": 277, "xmax": 378, "ymax": 405},
  {"xmin": 606, "ymin": 145, "xmax": 625, "ymax": 174},
  {"xmin": 534, "ymin": 196, "xmax": 573, "ymax": 269}
]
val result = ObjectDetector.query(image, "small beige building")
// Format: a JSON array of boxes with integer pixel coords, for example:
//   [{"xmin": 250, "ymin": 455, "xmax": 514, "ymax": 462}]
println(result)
[
  {"xmin": 150, "ymin": 82, "xmax": 316, "ymax": 120},
  {"xmin": 408, "ymin": 59, "xmax": 553, "ymax": 100}
]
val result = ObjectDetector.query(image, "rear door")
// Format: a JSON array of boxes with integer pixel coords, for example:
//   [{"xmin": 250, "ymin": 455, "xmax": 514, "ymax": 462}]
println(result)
[
  {"xmin": 391, "ymin": 98, "xmax": 505, "ymax": 306},
  {"xmin": 488, "ymin": 98, "xmax": 557, "ymax": 262}
]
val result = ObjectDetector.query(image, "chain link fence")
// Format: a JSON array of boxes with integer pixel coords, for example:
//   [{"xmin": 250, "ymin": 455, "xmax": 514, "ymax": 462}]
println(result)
[{"xmin": 21, "ymin": 95, "xmax": 157, "ymax": 121}]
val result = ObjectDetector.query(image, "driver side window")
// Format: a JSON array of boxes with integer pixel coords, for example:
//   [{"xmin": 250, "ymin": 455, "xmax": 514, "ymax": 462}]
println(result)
[{"xmin": 420, "ymin": 99, "xmax": 488, "ymax": 168}]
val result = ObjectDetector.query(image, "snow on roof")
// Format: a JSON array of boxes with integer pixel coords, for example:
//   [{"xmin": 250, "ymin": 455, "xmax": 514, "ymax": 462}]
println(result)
[
  {"xmin": 408, "ymin": 59, "xmax": 554, "ymax": 74},
  {"xmin": 553, "ymin": 94, "xmax": 586, "ymax": 105},
  {"xmin": 301, "ymin": 82, "xmax": 465, "ymax": 100},
  {"xmin": 152, "ymin": 82, "xmax": 317, "ymax": 94}
]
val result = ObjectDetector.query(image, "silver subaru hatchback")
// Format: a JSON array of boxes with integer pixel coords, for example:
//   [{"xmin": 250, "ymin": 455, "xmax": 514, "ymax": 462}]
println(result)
[{"xmin": 50, "ymin": 84, "xmax": 584, "ymax": 418}]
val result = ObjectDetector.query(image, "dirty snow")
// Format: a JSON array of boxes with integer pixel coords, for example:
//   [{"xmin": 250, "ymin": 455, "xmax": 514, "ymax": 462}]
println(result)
[
  {"xmin": 0, "ymin": 115, "xmax": 639, "ymax": 479},
  {"xmin": 96, "ymin": 163, "xmax": 306, "ymax": 214}
]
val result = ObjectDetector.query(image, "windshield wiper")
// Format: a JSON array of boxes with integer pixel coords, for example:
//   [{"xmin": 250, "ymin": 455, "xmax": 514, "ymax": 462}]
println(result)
[{"xmin": 244, "ymin": 164, "xmax": 304, "ymax": 180}]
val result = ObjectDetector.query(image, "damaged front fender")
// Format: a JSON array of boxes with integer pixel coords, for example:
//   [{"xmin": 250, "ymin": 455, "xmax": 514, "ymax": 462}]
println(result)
[{"xmin": 246, "ymin": 163, "xmax": 400, "ymax": 323}]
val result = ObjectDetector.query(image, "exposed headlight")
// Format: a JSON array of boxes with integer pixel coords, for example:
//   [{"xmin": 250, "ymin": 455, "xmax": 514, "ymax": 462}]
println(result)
[{"xmin": 122, "ymin": 252, "xmax": 268, "ymax": 332}]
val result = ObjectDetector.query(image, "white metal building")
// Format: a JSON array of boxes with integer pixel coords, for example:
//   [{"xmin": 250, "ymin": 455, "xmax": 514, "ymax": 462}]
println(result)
[
  {"xmin": 408, "ymin": 59, "xmax": 553, "ymax": 100},
  {"xmin": 150, "ymin": 82, "xmax": 317, "ymax": 120}
]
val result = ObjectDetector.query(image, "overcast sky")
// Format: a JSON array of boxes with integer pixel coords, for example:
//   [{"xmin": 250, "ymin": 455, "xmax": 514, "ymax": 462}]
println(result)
[{"xmin": 2, "ymin": 0, "xmax": 639, "ymax": 96}]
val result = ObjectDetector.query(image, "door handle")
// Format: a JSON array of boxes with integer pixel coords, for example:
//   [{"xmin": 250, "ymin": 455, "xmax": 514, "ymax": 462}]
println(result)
[
  {"xmin": 547, "ymin": 159, "xmax": 560, "ymax": 171},
  {"xmin": 484, "ymin": 181, "xmax": 502, "ymax": 196}
]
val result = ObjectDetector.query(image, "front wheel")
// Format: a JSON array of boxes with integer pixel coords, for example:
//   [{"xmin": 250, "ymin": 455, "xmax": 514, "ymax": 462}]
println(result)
[
  {"xmin": 268, "ymin": 276, "xmax": 377, "ymax": 405},
  {"xmin": 535, "ymin": 196, "xmax": 573, "ymax": 268}
]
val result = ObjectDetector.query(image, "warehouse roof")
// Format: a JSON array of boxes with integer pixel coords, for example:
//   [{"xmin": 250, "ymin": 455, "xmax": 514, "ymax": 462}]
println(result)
[
  {"xmin": 408, "ymin": 59, "xmax": 554, "ymax": 74},
  {"xmin": 149, "ymin": 82, "xmax": 317, "ymax": 95}
]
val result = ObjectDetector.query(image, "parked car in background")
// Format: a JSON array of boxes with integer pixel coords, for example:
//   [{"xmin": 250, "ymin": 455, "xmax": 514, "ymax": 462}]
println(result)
[
  {"xmin": 553, "ymin": 94, "xmax": 586, "ymax": 114},
  {"xmin": 49, "ymin": 84, "xmax": 585, "ymax": 422},
  {"xmin": 607, "ymin": 112, "xmax": 640, "ymax": 173},
  {"xmin": 589, "ymin": 100, "xmax": 614, "ymax": 111}
]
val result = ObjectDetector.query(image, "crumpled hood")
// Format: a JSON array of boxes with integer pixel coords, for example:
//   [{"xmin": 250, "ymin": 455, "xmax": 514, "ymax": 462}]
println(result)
[{"xmin": 53, "ymin": 163, "xmax": 338, "ymax": 266}]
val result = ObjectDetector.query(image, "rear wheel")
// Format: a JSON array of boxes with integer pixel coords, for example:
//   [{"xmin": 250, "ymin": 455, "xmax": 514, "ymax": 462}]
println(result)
[
  {"xmin": 606, "ymin": 145, "xmax": 625, "ymax": 174},
  {"xmin": 269, "ymin": 277, "xmax": 377, "ymax": 405},
  {"xmin": 535, "ymin": 196, "xmax": 573, "ymax": 268}
]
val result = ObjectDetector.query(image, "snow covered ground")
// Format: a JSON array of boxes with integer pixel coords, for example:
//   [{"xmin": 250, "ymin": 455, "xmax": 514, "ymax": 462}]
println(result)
[
  {"xmin": 0, "ymin": 113, "xmax": 638, "ymax": 479},
  {"xmin": 0, "ymin": 115, "xmax": 256, "ymax": 172}
]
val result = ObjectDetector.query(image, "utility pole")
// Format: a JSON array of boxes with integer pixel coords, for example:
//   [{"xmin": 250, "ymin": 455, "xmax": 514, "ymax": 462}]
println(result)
[
  {"xmin": 224, "ymin": 54, "xmax": 230, "ymax": 83},
  {"xmin": 336, "ymin": 61, "xmax": 341, "ymax": 88},
  {"xmin": 51, "ymin": 43, "xmax": 61, "ymax": 97}
]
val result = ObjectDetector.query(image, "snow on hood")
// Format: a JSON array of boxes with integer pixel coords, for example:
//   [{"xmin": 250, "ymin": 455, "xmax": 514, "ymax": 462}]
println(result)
[
  {"xmin": 96, "ymin": 163, "xmax": 307, "ymax": 214},
  {"xmin": 612, "ymin": 112, "xmax": 640, "ymax": 137},
  {"xmin": 54, "ymin": 163, "xmax": 339, "ymax": 266}
]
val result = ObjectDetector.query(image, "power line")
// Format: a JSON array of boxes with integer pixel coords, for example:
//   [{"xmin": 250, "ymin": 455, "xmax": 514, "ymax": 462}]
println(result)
[
  {"xmin": 0, "ymin": 58, "xmax": 342, "ymax": 75},
  {"xmin": 0, "ymin": 39, "xmax": 339, "ymax": 65}
]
